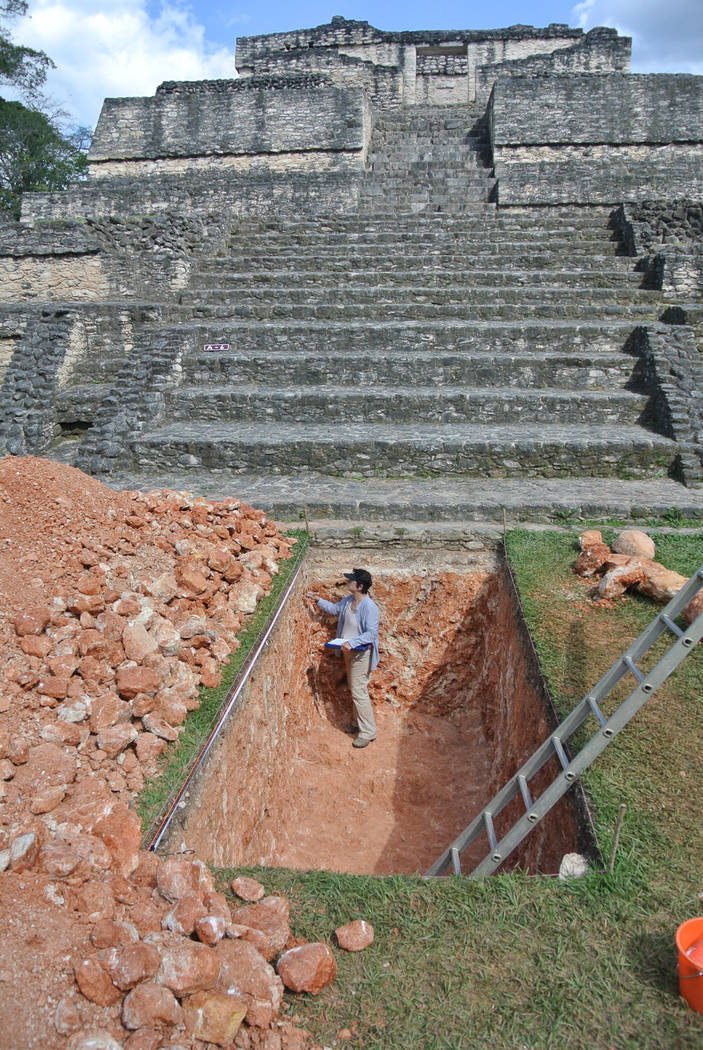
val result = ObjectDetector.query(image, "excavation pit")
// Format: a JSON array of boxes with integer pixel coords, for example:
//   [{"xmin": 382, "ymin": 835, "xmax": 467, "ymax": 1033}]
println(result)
[{"xmin": 161, "ymin": 548, "xmax": 584, "ymax": 876}]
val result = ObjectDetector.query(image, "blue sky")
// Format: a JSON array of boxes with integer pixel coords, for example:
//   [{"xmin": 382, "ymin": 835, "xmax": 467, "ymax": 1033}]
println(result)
[{"xmin": 7, "ymin": 0, "xmax": 703, "ymax": 129}]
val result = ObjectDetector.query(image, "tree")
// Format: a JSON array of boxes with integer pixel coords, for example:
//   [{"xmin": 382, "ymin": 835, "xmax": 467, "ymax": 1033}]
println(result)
[{"xmin": 0, "ymin": 1, "xmax": 88, "ymax": 219}]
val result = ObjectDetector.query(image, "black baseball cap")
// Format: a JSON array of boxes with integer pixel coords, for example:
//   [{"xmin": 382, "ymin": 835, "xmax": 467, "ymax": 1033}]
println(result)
[{"xmin": 344, "ymin": 568, "xmax": 372, "ymax": 590}]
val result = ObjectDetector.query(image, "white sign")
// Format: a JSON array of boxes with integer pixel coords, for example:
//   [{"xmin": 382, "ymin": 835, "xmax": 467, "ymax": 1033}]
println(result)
[{"xmin": 203, "ymin": 343, "xmax": 230, "ymax": 352}]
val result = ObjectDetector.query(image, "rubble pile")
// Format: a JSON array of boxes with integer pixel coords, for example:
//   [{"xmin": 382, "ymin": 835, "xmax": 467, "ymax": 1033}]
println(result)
[{"xmin": 0, "ymin": 456, "xmax": 351, "ymax": 1050}]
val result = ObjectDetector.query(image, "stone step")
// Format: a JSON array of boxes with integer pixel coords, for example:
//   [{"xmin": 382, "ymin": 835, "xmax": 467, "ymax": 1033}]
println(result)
[
  {"xmin": 130, "ymin": 421, "xmax": 675, "ymax": 479},
  {"xmin": 233, "ymin": 210, "xmax": 613, "ymax": 232},
  {"xmin": 188, "ymin": 268, "xmax": 642, "ymax": 291},
  {"xmin": 182, "ymin": 349, "xmax": 637, "ymax": 389},
  {"xmin": 162, "ymin": 319, "xmax": 642, "ymax": 355},
  {"xmin": 212, "ymin": 250, "xmax": 633, "ymax": 272},
  {"xmin": 177, "ymin": 300, "xmax": 660, "ymax": 322},
  {"xmin": 165, "ymin": 384, "xmax": 649, "ymax": 426},
  {"xmin": 224, "ymin": 228, "xmax": 617, "ymax": 247},
  {"xmin": 93, "ymin": 472, "xmax": 703, "ymax": 525}
]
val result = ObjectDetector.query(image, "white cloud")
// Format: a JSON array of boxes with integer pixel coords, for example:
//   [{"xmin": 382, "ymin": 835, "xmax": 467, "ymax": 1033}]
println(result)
[
  {"xmin": 11, "ymin": 1, "xmax": 235, "ymax": 129},
  {"xmin": 573, "ymin": 0, "xmax": 703, "ymax": 74}
]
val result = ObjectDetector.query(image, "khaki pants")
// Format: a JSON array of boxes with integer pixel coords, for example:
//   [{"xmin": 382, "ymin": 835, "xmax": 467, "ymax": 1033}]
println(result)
[{"xmin": 343, "ymin": 648, "xmax": 377, "ymax": 741}]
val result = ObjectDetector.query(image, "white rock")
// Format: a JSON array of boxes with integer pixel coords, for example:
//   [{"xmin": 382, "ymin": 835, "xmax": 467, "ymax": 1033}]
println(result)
[{"xmin": 558, "ymin": 853, "xmax": 589, "ymax": 880}]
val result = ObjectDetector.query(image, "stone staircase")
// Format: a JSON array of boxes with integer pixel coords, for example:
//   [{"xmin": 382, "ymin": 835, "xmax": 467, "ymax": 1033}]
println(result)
[
  {"xmin": 71, "ymin": 105, "xmax": 703, "ymax": 523},
  {"xmin": 357, "ymin": 103, "xmax": 496, "ymax": 212}
]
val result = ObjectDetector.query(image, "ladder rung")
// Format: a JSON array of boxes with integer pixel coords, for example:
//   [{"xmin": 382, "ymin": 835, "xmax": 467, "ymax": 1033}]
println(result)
[
  {"xmin": 623, "ymin": 655, "xmax": 644, "ymax": 683},
  {"xmin": 661, "ymin": 613, "xmax": 684, "ymax": 639},
  {"xmin": 587, "ymin": 695, "xmax": 607, "ymax": 727},
  {"xmin": 553, "ymin": 734, "xmax": 569, "ymax": 771},
  {"xmin": 517, "ymin": 773, "xmax": 533, "ymax": 810},
  {"xmin": 483, "ymin": 811, "xmax": 497, "ymax": 851},
  {"xmin": 450, "ymin": 847, "xmax": 462, "ymax": 875}
]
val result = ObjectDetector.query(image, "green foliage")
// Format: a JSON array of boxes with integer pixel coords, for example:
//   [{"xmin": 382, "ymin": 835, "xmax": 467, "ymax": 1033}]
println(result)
[
  {"xmin": 0, "ymin": 1, "xmax": 89, "ymax": 218},
  {"xmin": 0, "ymin": 98, "xmax": 87, "ymax": 217},
  {"xmin": 0, "ymin": 0, "xmax": 53, "ymax": 99}
]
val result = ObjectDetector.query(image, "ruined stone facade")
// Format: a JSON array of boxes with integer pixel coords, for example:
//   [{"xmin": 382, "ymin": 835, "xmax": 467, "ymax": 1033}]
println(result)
[{"xmin": 1, "ymin": 17, "xmax": 702, "ymax": 516}]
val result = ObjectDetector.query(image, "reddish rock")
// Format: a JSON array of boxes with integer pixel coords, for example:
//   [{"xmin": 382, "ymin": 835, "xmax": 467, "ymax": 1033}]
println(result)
[
  {"xmin": 89, "ymin": 693, "xmax": 122, "ymax": 733},
  {"xmin": 54, "ymin": 994, "xmax": 81, "ymax": 1036},
  {"xmin": 91, "ymin": 918, "xmax": 139, "ymax": 949},
  {"xmin": 231, "ymin": 896, "xmax": 291, "ymax": 961},
  {"xmin": 176, "ymin": 559, "xmax": 209, "ymax": 596},
  {"xmin": 156, "ymin": 855, "xmax": 214, "ymax": 902},
  {"xmin": 195, "ymin": 915, "xmax": 226, "ymax": 946},
  {"xmin": 335, "ymin": 919, "xmax": 374, "ymax": 952},
  {"xmin": 231, "ymin": 876, "xmax": 266, "ymax": 902},
  {"xmin": 121, "ymin": 981, "xmax": 182, "ymax": 1029},
  {"xmin": 74, "ymin": 954, "xmax": 122, "ymax": 1006},
  {"xmin": 69, "ymin": 594, "xmax": 106, "ymax": 616},
  {"xmin": 77, "ymin": 880, "xmax": 115, "ymax": 921},
  {"xmin": 276, "ymin": 943, "xmax": 337, "ymax": 995},
  {"xmin": 182, "ymin": 989, "xmax": 247, "ymax": 1046},
  {"xmin": 58, "ymin": 826, "xmax": 112, "ymax": 870},
  {"xmin": 39, "ymin": 839, "xmax": 81, "ymax": 878},
  {"xmin": 94, "ymin": 803, "xmax": 142, "ymax": 877},
  {"xmin": 573, "ymin": 543, "xmax": 610, "ymax": 578},
  {"xmin": 100, "ymin": 943, "xmax": 161, "ymax": 990},
  {"xmin": 131, "ymin": 693, "xmax": 157, "ymax": 718},
  {"xmin": 147, "ymin": 573, "xmax": 178, "ymax": 603},
  {"xmin": 598, "ymin": 561, "xmax": 646, "ymax": 600},
  {"xmin": 203, "ymin": 890, "xmax": 232, "ymax": 923},
  {"xmin": 31, "ymin": 784, "xmax": 67, "ymax": 814},
  {"xmin": 10, "ymin": 831, "xmax": 40, "ymax": 871},
  {"xmin": 110, "ymin": 873, "xmax": 139, "ymax": 904},
  {"xmin": 131, "ymin": 850, "xmax": 162, "ymax": 889},
  {"xmin": 123, "ymin": 1029, "xmax": 162, "ymax": 1050},
  {"xmin": 116, "ymin": 665, "xmax": 161, "ymax": 699},
  {"xmin": 49, "ymin": 653, "xmax": 80, "ymax": 678},
  {"xmin": 20, "ymin": 634, "xmax": 53, "ymax": 658},
  {"xmin": 155, "ymin": 938, "xmax": 220, "ymax": 996},
  {"xmin": 123, "ymin": 622, "xmax": 158, "ymax": 663},
  {"xmin": 37, "ymin": 675, "xmax": 70, "ymax": 699},
  {"xmin": 97, "ymin": 723, "xmax": 138, "ymax": 758},
  {"xmin": 40, "ymin": 721, "xmax": 82, "ymax": 747},
  {"xmin": 7, "ymin": 739, "xmax": 27, "ymax": 764},
  {"xmin": 154, "ymin": 688, "xmax": 188, "ymax": 726},
  {"xmin": 135, "ymin": 732, "xmax": 168, "ymax": 765},
  {"xmin": 638, "ymin": 562, "xmax": 688, "ymax": 603},
  {"xmin": 162, "ymin": 893, "xmax": 207, "ymax": 936},
  {"xmin": 612, "ymin": 529, "xmax": 656, "ymax": 560},
  {"xmin": 14, "ymin": 606, "xmax": 51, "ymax": 636},
  {"xmin": 141, "ymin": 712, "xmax": 178, "ymax": 742},
  {"xmin": 215, "ymin": 938, "xmax": 283, "ymax": 1028},
  {"xmin": 131, "ymin": 900, "xmax": 166, "ymax": 938},
  {"xmin": 684, "ymin": 589, "xmax": 703, "ymax": 626}
]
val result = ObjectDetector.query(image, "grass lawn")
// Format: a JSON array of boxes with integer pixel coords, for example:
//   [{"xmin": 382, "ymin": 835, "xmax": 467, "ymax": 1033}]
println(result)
[{"xmin": 215, "ymin": 529, "xmax": 703, "ymax": 1050}]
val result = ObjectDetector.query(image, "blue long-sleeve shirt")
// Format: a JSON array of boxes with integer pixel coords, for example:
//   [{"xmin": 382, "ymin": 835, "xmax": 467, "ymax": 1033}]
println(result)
[{"xmin": 316, "ymin": 593, "xmax": 380, "ymax": 670}]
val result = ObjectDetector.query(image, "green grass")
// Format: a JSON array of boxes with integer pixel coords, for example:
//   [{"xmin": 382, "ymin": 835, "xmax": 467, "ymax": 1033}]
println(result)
[
  {"xmin": 137, "ymin": 528, "xmax": 308, "ymax": 845},
  {"xmin": 215, "ymin": 529, "xmax": 703, "ymax": 1050}
]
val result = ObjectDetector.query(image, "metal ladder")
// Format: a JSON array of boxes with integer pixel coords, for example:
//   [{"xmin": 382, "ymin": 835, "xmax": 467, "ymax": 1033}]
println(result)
[{"xmin": 425, "ymin": 565, "xmax": 703, "ymax": 878}]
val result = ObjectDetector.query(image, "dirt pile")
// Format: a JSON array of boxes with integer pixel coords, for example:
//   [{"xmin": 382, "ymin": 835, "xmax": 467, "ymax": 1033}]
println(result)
[{"xmin": 0, "ymin": 456, "xmax": 318, "ymax": 1050}]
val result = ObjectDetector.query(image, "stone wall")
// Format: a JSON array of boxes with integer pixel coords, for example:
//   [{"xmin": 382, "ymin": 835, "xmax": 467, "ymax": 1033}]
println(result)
[
  {"xmin": 21, "ymin": 171, "xmax": 362, "ymax": 224},
  {"xmin": 89, "ymin": 81, "xmax": 368, "ymax": 175},
  {"xmin": 615, "ymin": 201, "xmax": 703, "ymax": 298},
  {"xmin": 490, "ymin": 75, "xmax": 703, "ymax": 204},
  {"xmin": 475, "ymin": 27, "xmax": 629, "ymax": 101}
]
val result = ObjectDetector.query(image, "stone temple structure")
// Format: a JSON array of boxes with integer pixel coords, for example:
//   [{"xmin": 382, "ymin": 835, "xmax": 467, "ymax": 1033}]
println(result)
[{"xmin": 1, "ymin": 16, "xmax": 703, "ymax": 523}]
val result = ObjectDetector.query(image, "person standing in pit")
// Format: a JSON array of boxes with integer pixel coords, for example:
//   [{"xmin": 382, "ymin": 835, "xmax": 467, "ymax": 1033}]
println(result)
[{"xmin": 307, "ymin": 568, "xmax": 380, "ymax": 748}]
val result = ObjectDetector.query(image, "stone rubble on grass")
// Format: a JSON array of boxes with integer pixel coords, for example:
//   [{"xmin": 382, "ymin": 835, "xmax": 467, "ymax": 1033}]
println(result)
[
  {"xmin": 276, "ymin": 943, "xmax": 337, "ymax": 995},
  {"xmin": 575, "ymin": 529, "xmax": 703, "ymax": 623},
  {"xmin": 558, "ymin": 853, "xmax": 589, "ymax": 880}
]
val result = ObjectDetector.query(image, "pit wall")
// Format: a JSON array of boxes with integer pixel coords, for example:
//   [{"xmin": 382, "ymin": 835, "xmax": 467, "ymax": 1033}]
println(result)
[
  {"xmin": 161, "ymin": 548, "xmax": 583, "ymax": 876},
  {"xmin": 490, "ymin": 74, "xmax": 703, "ymax": 204}
]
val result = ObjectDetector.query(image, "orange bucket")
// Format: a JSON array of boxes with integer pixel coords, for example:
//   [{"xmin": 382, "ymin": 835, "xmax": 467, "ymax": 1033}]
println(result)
[{"xmin": 676, "ymin": 917, "xmax": 703, "ymax": 1013}]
